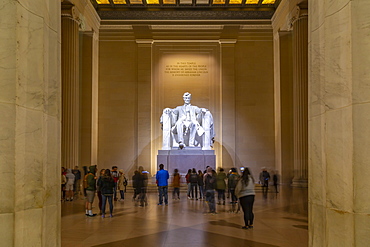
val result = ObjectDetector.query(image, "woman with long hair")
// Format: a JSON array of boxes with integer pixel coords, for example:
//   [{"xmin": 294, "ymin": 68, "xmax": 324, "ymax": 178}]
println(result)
[
  {"xmin": 96, "ymin": 168, "xmax": 106, "ymax": 214},
  {"xmin": 235, "ymin": 167, "xmax": 255, "ymax": 229},
  {"xmin": 97, "ymin": 169, "xmax": 116, "ymax": 218},
  {"xmin": 172, "ymin": 169, "xmax": 181, "ymax": 200}
]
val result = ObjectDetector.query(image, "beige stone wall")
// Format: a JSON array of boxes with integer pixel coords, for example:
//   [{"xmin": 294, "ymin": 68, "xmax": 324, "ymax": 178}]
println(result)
[
  {"xmin": 98, "ymin": 40, "xmax": 138, "ymax": 172},
  {"xmin": 0, "ymin": 0, "xmax": 61, "ymax": 246},
  {"xmin": 235, "ymin": 41, "xmax": 275, "ymax": 178},
  {"xmin": 309, "ymin": 0, "xmax": 370, "ymax": 246}
]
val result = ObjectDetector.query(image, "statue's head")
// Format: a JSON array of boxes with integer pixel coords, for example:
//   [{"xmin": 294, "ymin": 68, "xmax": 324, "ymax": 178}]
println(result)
[{"xmin": 183, "ymin": 92, "xmax": 191, "ymax": 104}]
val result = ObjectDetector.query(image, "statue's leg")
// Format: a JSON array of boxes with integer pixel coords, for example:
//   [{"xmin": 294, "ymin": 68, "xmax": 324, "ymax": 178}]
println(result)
[
  {"xmin": 189, "ymin": 123, "xmax": 197, "ymax": 146},
  {"xmin": 176, "ymin": 123, "xmax": 184, "ymax": 144},
  {"xmin": 202, "ymin": 112, "xmax": 212, "ymax": 150}
]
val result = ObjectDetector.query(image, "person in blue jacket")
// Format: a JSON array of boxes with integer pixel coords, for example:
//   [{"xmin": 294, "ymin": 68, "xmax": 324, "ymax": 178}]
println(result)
[{"xmin": 156, "ymin": 164, "xmax": 169, "ymax": 205}]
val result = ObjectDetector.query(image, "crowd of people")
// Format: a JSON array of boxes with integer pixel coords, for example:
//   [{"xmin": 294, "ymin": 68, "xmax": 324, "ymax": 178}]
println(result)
[{"xmin": 61, "ymin": 164, "xmax": 278, "ymax": 229}]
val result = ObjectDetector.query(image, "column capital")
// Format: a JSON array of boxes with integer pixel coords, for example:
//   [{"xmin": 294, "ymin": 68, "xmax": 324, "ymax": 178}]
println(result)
[
  {"xmin": 61, "ymin": 0, "xmax": 79, "ymax": 21},
  {"xmin": 288, "ymin": 5, "xmax": 308, "ymax": 31}
]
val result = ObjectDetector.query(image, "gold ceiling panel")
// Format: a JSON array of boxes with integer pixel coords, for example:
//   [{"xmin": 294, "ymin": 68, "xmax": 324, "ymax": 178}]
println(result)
[
  {"xmin": 96, "ymin": 0, "xmax": 110, "ymax": 4},
  {"xmin": 245, "ymin": 0, "xmax": 259, "ymax": 4},
  {"xmin": 229, "ymin": 0, "xmax": 243, "ymax": 4},
  {"xmin": 213, "ymin": 0, "xmax": 226, "ymax": 4},
  {"xmin": 94, "ymin": 0, "xmax": 279, "ymax": 6},
  {"xmin": 262, "ymin": 0, "xmax": 275, "ymax": 4},
  {"xmin": 146, "ymin": 0, "xmax": 160, "ymax": 4}
]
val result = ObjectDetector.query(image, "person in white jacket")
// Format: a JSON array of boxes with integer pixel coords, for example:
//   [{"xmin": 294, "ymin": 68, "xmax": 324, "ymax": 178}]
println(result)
[{"xmin": 235, "ymin": 167, "xmax": 255, "ymax": 229}]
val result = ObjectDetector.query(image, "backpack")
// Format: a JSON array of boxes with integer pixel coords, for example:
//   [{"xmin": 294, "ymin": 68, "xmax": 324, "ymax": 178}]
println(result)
[
  {"xmin": 190, "ymin": 173, "xmax": 198, "ymax": 183},
  {"xmin": 83, "ymin": 174, "xmax": 90, "ymax": 189},
  {"xmin": 228, "ymin": 174, "xmax": 238, "ymax": 189}
]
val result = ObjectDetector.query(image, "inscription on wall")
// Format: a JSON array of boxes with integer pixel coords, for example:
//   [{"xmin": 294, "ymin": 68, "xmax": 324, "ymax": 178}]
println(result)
[{"xmin": 164, "ymin": 61, "xmax": 208, "ymax": 77}]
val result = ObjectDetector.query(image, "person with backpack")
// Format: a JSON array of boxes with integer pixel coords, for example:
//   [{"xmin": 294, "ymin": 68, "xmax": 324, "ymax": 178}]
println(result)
[
  {"xmin": 189, "ymin": 168, "xmax": 199, "ymax": 200},
  {"xmin": 117, "ymin": 169, "xmax": 126, "ymax": 201},
  {"xmin": 204, "ymin": 167, "xmax": 217, "ymax": 214},
  {"xmin": 227, "ymin": 167, "xmax": 240, "ymax": 204},
  {"xmin": 216, "ymin": 168, "xmax": 227, "ymax": 205},
  {"xmin": 65, "ymin": 169, "xmax": 75, "ymax": 201},
  {"xmin": 172, "ymin": 169, "xmax": 181, "ymax": 200},
  {"xmin": 84, "ymin": 165, "xmax": 97, "ymax": 217}
]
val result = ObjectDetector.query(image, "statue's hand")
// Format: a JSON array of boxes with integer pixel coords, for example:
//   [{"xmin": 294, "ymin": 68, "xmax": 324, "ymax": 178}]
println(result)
[
  {"xmin": 163, "ymin": 108, "xmax": 172, "ymax": 114},
  {"xmin": 201, "ymin": 108, "xmax": 208, "ymax": 113}
]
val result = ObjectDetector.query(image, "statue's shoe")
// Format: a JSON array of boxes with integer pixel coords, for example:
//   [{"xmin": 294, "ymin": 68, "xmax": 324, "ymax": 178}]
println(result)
[{"xmin": 179, "ymin": 143, "xmax": 185, "ymax": 149}]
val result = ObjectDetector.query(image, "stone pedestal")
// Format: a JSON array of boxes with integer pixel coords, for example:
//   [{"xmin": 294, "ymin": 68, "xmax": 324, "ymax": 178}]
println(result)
[{"xmin": 157, "ymin": 149, "xmax": 216, "ymax": 174}]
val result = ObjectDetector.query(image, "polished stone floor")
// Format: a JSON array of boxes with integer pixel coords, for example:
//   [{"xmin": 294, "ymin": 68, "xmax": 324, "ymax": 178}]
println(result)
[{"xmin": 62, "ymin": 186, "xmax": 308, "ymax": 247}]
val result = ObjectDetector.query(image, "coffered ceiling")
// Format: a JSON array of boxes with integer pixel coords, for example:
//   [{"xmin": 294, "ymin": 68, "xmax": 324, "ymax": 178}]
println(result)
[{"xmin": 91, "ymin": 0, "xmax": 281, "ymax": 20}]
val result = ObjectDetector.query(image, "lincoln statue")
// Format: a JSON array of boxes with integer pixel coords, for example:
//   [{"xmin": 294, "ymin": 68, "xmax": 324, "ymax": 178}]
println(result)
[{"xmin": 160, "ymin": 92, "xmax": 215, "ymax": 150}]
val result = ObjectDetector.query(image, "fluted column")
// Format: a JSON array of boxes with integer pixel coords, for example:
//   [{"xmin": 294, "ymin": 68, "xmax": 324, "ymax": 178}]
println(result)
[
  {"xmin": 292, "ymin": 5, "xmax": 308, "ymax": 187},
  {"xmin": 61, "ymin": 1, "xmax": 79, "ymax": 169}
]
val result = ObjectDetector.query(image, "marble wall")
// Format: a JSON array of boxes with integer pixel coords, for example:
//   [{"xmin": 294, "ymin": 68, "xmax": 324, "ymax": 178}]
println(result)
[
  {"xmin": 98, "ymin": 40, "xmax": 138, "ymax": 172},
  {"xmin": 309, "ymin": 0, "xmax": 370, "ymax": 246},
  {"xmin": 0, "ymin": 0, "xmax": 61, "ymax": 246},
  {"xmin": 235, "ymin": 41, "xmax": 275, "ymax": 178}
]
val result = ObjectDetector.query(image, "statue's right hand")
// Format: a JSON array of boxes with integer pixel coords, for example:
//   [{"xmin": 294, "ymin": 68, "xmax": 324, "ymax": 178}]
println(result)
[{"xmin": 163, "ymin": 108, "xmax": 172, "ymax": 114}]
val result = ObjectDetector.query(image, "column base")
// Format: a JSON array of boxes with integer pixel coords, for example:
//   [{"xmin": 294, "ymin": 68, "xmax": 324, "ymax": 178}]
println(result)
[{"xmin": 291, "ymin": 178, "xmax": 308, "ymax": 188}]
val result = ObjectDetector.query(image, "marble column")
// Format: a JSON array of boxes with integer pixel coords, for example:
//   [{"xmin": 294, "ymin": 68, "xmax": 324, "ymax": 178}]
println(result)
[
  {"xmin": 309, "ymin": 0, "xmax": 370, "ymax": 246},
  {"xmin": 220, "ymin": 40, "xmax": 236, "ymax": 168},
  {"xmin": 137, "ymin": 40, "xmax": 152, "ymax": 173},
  {"xmin": 291, "ymin": 5, "xmax": 308, "ymax": 187},
  {"xmin": 80, "ymin": 31, "xmax": 99, "ymax": 165},
  {"xmin": 61, "ymin": 1, "xmax": 80, "ymax": 169},
  {"xmin": 0, "ymin": 0, "xmax": 61, "ymax": 246}
]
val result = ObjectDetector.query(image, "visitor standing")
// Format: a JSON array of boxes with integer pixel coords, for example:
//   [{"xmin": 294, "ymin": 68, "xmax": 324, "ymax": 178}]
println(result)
[
  {"xmin": 227, "ymin": 168, "xmax": 240, "ymax": 204},
  {"xmin": 259, "ymin": 168, "xmax": 270, "ymax": 197},
  {"xmin": 84, "ymin": 165, "xmax": 97, "ymax": 217},
  {"xmin": 189, "ymin": 168, "xmax": 199, "ymax": 200},
  {"xmin": 156, "ymin": 164, "xmax": 169, "ymax": 205},
  {"xmin": 204, "ymin": 167, "xmax": 216, "ymax": 214},
  {"xmin": 118, "ymin": 169, "xmax": 126, "ymax": 201},
  {"xmin": 197, "ymin": 170, "xmax": 204, "ymax": 199},
  {"xmin": 185, "ymin": 169, "xmax": 192, "ymax": 199},
  {"xmin": 65, "ymin": 169, "xmax": 75, "ymax": 201},
  {"xmin": 96, "ymin": 169, "xmax": 106, "ymax": 214},
  {"xmin": 72, "ymin": 166, "xmax": 81, "ymax": 197},
  {"xmin": 111, "ymin": 166, "xmax": 119, "ymax": 201},
  {"xmin": 216, "ymin": 168, "xmax": 227, "ymax": 205},
  {"xmin": 138, "ymin": 166, "xmax": 149, "ymax": 207},
  {"xmin": 98, "ymin": 169, "xmax": 116, "ymax": 218},
  {"xmin": 172, "ymin": 169, "xmax": 181, "ymax": 200},
  {"xmin": 235, "ymin": 167, "xmax": 255, "ymax": 229},
  {"xmin": 132, "ymin": 170, "xmax": 141, "ymax": 202}
]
